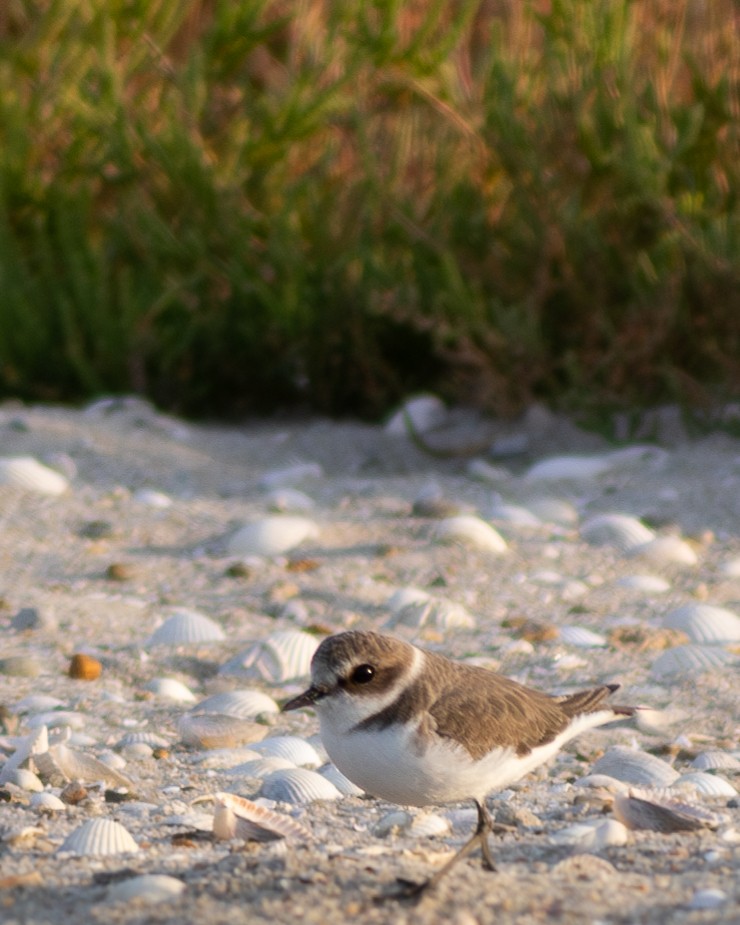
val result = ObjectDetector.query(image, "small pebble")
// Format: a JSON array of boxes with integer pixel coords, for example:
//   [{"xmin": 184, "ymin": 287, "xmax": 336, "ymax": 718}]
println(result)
[{"xmin": 68, "ymin": 654, "xmax": 103, "ymax": 681}]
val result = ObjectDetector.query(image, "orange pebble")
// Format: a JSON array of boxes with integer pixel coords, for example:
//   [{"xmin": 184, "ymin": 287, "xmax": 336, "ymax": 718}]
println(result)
[{"xmin": 68, "ymin": 653, "xmax": 102, "ymax": 681}]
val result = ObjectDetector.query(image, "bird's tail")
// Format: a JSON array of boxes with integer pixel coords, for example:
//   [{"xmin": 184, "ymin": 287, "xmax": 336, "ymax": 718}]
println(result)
[{"xmin": 555, "ymin": 683, "xmax": 635, "ymax": 719}]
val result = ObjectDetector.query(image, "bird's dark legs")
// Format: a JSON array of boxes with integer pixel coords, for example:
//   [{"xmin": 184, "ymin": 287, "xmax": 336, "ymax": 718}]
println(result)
[{"xmin": 392, "ymin": 799, "xmax": 497, "ymax": 899}]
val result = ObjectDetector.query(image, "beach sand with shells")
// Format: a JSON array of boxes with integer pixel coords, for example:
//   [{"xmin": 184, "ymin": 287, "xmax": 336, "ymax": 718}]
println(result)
[{"xmin": 1, "ymin": 399, "xmax": 739, "ymax": 925}]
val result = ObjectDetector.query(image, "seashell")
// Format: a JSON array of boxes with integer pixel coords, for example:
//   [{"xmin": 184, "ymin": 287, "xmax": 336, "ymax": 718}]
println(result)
[
  {"xmin": 688, "ymin": 889, "xmax": 728, "ymax": 910},
  {"xmin": 145, "ymin": 678, "xmax": 197, "ymax": 703},
  {"xmin": 616, "ymin": 574, "xmax": 671, "ymax": 593},
  {"xmin": 219, "ymin": 630, "xmax": 320, "ymax": 682},
  {"xmin": 59, "ymin": 818, "xmax": 139, "ymax": 855},
  {"xmin": 634, "ymin": 707, "xmax": 688, "ymax": 736},
  {"xmin": 527, "ymin": 499, "xmax": 579, "ymax": 525},
  {"xmin": 265, "ymin": 488, "xmax": 316, "ymax": 513},
  {"xmin": 552, "ymin": 819, "xmax": 629, "ymax": 850},
  {"xmin": 591, "ymin": 746, "xmax": 680, "ymax": 787},
  {"xmin": 0, "ymin": 456, "xmax": 69, "ymax": 495},
  {"xmin": 259, "ymin": 463, "xmax": 323, "ymax": 490},
  {"xmin": 229, "ymin": 757, "xmax": 297, "ymax": 779},
  {"xmin": 525, "ymin": 455, "xmax": 613, "ymax": 481},
  {"xmin": 465, "ymin": 458, "xmax": 510, "ymax": 484},
  {"xmin": 188, "ymin": 747, "xmax": 261, "ymax": 770},
  {"xmin": 487, "ymin": 502, "xmax": 541, "ymax": 528},
  {"xmin": 386, "ymin": 596, "xmax": 475, "ymax": 631},
  {"xmin": 177, "ymin": 713, "xmax": 268, "ymax": 749},
  {"xmin": 318, "ymin": 763, "xmax": 364, "ymax": 797},
  {"xmin": 408, "ymin": 812, "xmax": 452, "ymax": 838},
  {"xmin": 132, "ymin": 488, "xmax": 173, "ymax": 508},
  {"xmin": 212, "ymin": 792, "xmax": 311, "ymax": 842},
  {"xmin": 146, "ymin": 608, "xmax": 225, "ymax": 646},
  {"xmin": 0, "ymin": 725, "xmax": 49, "ymax": 784},
  {"xmin": 650, "ymin": 644, "xmax": 735, "ymax": 679},
  {"xmin": 674, "ymin": 772, "xmax": 737, "ymax": 797},
  {"xmin": 626, "ymin": 535, "xmax": 698, "ymax": 566},
  {"xmin": 719, "ymin": 557, "xmax": 740, "ymax": 577},
  {"xmin": 384, "ymin": 394, "xmax": 447, "ymax": 436},
  {"xmin": 227, "ymin": 516, "xmax": 319, "ymax": 557},
  {"xmin": 663, "ymin": 603, "xmax": 740, "ymax": 644},
  {"xmin": 573, "ymin": 774, "xmax": 629, "ymax": 793},
  {"xmin": 259, "ymin": 767, "xmax": 342, "ymax": 804},
  {"xmin": 11, "ymin": 695, "xmax": 65, "ymax": 715},
  {"xmin": 116, "ymin": 731, "xmax": 170, "ymax": 749},
  {"xmin": 68, "ymin": 654, "xmax": 102, "ymax": 681},
  {"xmin": 106, "ymin": 874, "xmax": 185, "ymax": 904},
  {"xmin": 26, "ymin": 710, "xmax": 86, "ymax": 730},
  {"xmin": 251, "ymin": 736, "xmax": 322, "ymax": 767},
  {"xmin": 120, "ymin": 742, "xmax": 153, "ymax": 761},
  {"xmin": 97, "ymin": 750, "xmax": 128, "ymax": 771},
  {"xmin": 434, "ymin": 516, "xmax": 508, "ymax": 554},
  {"xmin": 191, "ymin": 689, "xmax": 279, "ymax": 719},
  {"xmin": 387, "ymin": 586, "xmax": 432, "ymax": 612},
  {"xmin": 373, "ymin": 810, "xmax": 413, "ymax": 836},
  {"xmin": 7, "ymin": 768, "xmax": 44, "ymax": 791},
  {"xmin": 580, "ymin": 514, "xmax": 655, "ymax": 551},
  {"xmin": 690, "ymin": 750, "xmax": 740, "ymax": 772},
  {"xmin": 559, "ymin": 626, "xmax": 607, "ymax": 648},
  {"xmin": 35, "ymin": 742, "xmax": 134, "ymax": 790},
  {"xmin": 29, "ymin": 792, "xmax": 66, "ymax": 812},
  {"xmin": 613, "ymin": 790, "xmax": 720, "ymax": 833},
  {"xmin": 0, "ymin": 655, "xmax": 42, "ymax": 678}
]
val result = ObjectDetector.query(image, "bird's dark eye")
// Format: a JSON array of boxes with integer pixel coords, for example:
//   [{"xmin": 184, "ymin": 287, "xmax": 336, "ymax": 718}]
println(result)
[{"xmin": 351, "ymin": 664, "xmax": 375, "ymax": 684}]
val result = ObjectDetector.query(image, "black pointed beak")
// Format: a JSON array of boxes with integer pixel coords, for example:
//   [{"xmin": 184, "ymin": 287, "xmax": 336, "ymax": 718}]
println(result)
[{"xmin": 281, "ymin": 686, "xmax": 324, "ymax": 712}]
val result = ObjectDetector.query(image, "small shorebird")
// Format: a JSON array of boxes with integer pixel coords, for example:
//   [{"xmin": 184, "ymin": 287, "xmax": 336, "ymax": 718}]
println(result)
[{"xmin": 283, "ymin": 630, "xmax": 634, "ymax": 895}]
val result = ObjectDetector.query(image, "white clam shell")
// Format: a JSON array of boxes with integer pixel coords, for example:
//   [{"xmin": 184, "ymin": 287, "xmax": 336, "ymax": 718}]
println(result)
[
  {"xmin": 616, "ymin": 574, "xmax": 671, "ymax": 593},
  {"xmin": 373, "ymin": 810, "xmax": 413, "ymax": 836},
  {"xmin": 7, "ymin": 768, "xmax": 44, "ymax": 791},
  {"xmin": 12, "ymin": 695, "xmax": 65, "ymax": 714},
  {"xmin": 386, "ymin": 596, "xmax": 475, "ymax": 630},
  {"xmin": 117, "ymin": 731, "xmax": 170, "ymax": 749},
  {"xmin": 146, "ymin": 608, "xmax": 225, "ymax": 646},
  {"xmin": 663, "ymin": 603, "xmax": 740, "ymax": 644},
  {"xmin": 229, "ymin": 757, "xmax": 297, "ymax": 779},
  {"xmin": 408, "ymin": 812, "xmax": 452, "ymax": 838},
  {"xmin": 650, "ymin": 644, "xmax": 736, "ymax": 679},
  {"xmin": 0, "ymin": 456, "xmax": 69, "ymax": 495},
  {"xmin": 627, "ymin": 536, "xmax": 698, "ymax": 566},
  {"xmin": 29, "ymin": 792, "xmax": 66, "ymax": 812},
  {"xmin": 487, "ymin": 502, "xmax": 541, "ymax": 527},
  {"xmin": 318, "ymin": 763, "xmax": 364, "ymax": 796},
  {"xmin": 212, "ymin": 792, "xmax": 310, "ymax": 842},
  {"xmin": 35, "ymin": 742, "xmax": 133, "ymax": 789},
  {"xmin": 527, "ymin": 499, "xmax": 579, "ymax": 525},
  {"xmin": 106, "ymin": 874, "xmax": 185, "ymax": 904},
  {"xmin": 525, "ymin": 455, "xmax": 613, "ymax": 481},
  {"xmin": 559, "ymin": 626, "xmax": 607, "ymax": 648},
  {"xmin": 690, "ymin": 750, "xmax": 740, "ymax": 772},
  {"xmin": 266, "ymin": 488, "xmax": 316, "ymax": 513},
  {"xmin": 259, "ymin": 768, "xmax": 342, "ymax": 804},
  {"xmin": 552, "ymin": 819, "xmax": 629, "ymax": 850},
  {"xmin": 387, "ymin": 586, "xmax": 432, "ymax": 612},
  {"xmin": 191, "ymin": 689, "xmax": 279, "ymax": 719},
  {"xmin": 59, "ymin": 818, "xmax": 139, "ymax": 855},
  {"xmin": 145, "ymin": 678, "xmax": 197, "ymax": 703},
  {"xmin": 434, "ymin": 515, "xmax": 508, "ymax": 554},
  {"xmin": 177, "ymin": 713, "xmax": 268, "ymax": 749},
  {"xmin": 227, "ymin": 516, "xmax": 319, "ymax": 557},
  {"xmin": 132, "ymin": 488, "xmax": 172, "ymax": 508},
  {"xmin": 580, "ymin": 514, "xmax": 655, "ymax": 551},
  {"xmin": 613, "ymin": 789, "xmax": 720, "ymax": 833},
  {"xmin": 384, "ymin": 395, "xmax": 447, "ymax": 435},
  {"xmin": 591, "ymin": 746, "xmax": 680, "ymax": 787},
  {"xmin": 674, "ymin": 772, "xmax": 738, "ymax": 797},
  {"xmin": 219, "ymin": 630, "xmax": 320, "ymax": 682},
  {"xmin": 251, "ymin": 736, "xmax": 322, "ymax": 767}
]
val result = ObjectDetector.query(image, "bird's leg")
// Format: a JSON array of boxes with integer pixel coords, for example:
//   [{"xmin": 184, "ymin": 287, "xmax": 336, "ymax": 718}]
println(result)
[{"xmin": 392, "ymin": 799, "xmax": 497, "ymax": 899}]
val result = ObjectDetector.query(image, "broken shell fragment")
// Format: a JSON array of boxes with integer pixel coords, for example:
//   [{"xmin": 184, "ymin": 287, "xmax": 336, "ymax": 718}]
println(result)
[
  {"xmin": 613, "ymin": 790, "xmax": 721, "ymax": 833},
  {"xmin": 177, "ymin": 713, "xmax": 268, "ymax": 749},
  {"xmin": 59, "ymin": 818, "xmax": 139, "ymax": 855},
  {"xmin": 34, "ymin": 742, "xmax": 134, "ymax": 790},
  {"xmin": 552, "ymin": 818, "xmax": 629, "ymax": 850},
  {"xmin": 219, "ymin": 630, "xmax": 319, "ymax": 683},
  {"xmin": 212, "ymin": 792, "xmax": 310, "ymax": 842}
]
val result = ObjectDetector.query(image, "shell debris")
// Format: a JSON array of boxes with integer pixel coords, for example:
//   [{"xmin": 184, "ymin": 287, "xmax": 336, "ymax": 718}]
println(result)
[{"xmin": 212, "ymin": 791, "xmax": 311, "ymax": 842}]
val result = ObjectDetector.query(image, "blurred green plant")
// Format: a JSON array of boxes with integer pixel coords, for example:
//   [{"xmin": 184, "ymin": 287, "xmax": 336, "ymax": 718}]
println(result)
[{"xmin": 0, "ymin": 0, "xmax": 738, "ymax": 417}]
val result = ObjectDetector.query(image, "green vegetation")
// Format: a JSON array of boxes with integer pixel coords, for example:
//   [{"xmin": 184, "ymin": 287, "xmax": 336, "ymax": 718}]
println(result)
[{"xmin": 0, "ymin": 0, "xmax": 738, "ymax": 418}]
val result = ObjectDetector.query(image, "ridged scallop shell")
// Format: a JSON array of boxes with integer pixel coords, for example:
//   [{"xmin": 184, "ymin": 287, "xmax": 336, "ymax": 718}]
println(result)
[
  {"xmin": 674, "ymin": 772, "xmax": 738, "ymax": 797},
  {"xmin": 177, "ymin": 713, "xmax": 268, "ymax": 749},
  {"xmin": 663, "ymin": 603, "xmax": 740, "ymax": 644},
  {"xmin": 386, "ymin": 596, "xmax": 475, "ymax": 630},
  {"xmin": 259, "ymin": 768, "xmax": 342, "ymax": 804},
  {"xmin": 559, "ymin": 626, "xmax": 607, "ymax": 648},
  {"xmin": 627, "ymin": 536, "xmax": 698, "ymax": 566},
  {"xmin": 146, "ymin": 678, "xmax": 197, "ymax": 703},
  {"xmin": 318, "ymin": 763, "xmax": 364, "ymax": 796},
  {"xmin": 0, "ymin": 456, "xmax": 69, "ymax": 495},
  {"xmin": 591, "ymin": 747, "xmax": 680, "ymax": 787},
  {"xmin": 116, "ymin": 731, "xmax": 171, "ymax": 749},
  {"xmin": 106, "ymin": 874, "xmax": 185, "ymax": 904},
  {"xmin": 580, "ymin": 514, "xmax": 655, "ymax": 551},
  {"xmin": 59, "ymin": 818, "xmax": 139, "ymax": 855},
  {"xmin": 252, "ymin": 736, "xmax": 322, "ymax": 767},
  {"xmin": 212, "ymin": 792, "xmax": 311, "ymax": 842},
  {"xmin": 30, "ymin": 792, "xmax": 66, "ymax": 812},
  {"xmin": 616, "ymin": 574, "xmax": 671, "ymax": 593},
  {"xmin": 552, "ymin": 819, "xmax": 629, "ymax": 850},
  {"xmin": 525, "ymin": 455, "xmax": 613, "ymax": 481},
  {"xmin": 690, "ymin": 750, "xmax": 740, "ymax": 772},
  {"xmin": 384, "ymin": 395, "xmax": 447, "ymax": 435},
  {"xmin": 191, "ymin": 690, "xmax": 279, "ymax": 718},
  {"xmin": 613, "ymin": 789, "xmax": 720, "ymax": 833},
  {"xmin": 650, "ymin": 644, "xmax": 735, "ymax": 679},
  {"xmin": 408, "ymin": 812, "xmax": 452, "ymax": 838},
  {"xmin": 35, "ymin": 743, "xmax": 134, "ymax": 790},
  {"xmin": 146, "ymin": 609, "xmax": 225, "ymax": 646},
  {"xmin": 219, "ymin": 630, "xmax": 320, "ymax": 682},
  {"xmin": 434, "ymin": 516, "xmax": 508, "ymax": 554},
  {"xmin": 227, "ymin": 516, "xmax": 319, "ymax": 557},
  {"xmin": 229, "ymin": 757, "xmax": 297, "ymax": 779}
]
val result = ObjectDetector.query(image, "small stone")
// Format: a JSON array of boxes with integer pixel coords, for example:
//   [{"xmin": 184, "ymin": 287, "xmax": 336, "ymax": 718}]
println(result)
[
  {"xmin": 78, "ymin": 520, "xmax": 115, "ymax": 539},
  {"xmin": 68, "ymin": 654, "xmax": 102, "ymax": 681},
  {"xmin": 11, "ymin": 607, "xmax": 57, "ymax": 631},
  {"xmin": 105, "ymin": 562, "xmax": 136, "ymax": 581}
]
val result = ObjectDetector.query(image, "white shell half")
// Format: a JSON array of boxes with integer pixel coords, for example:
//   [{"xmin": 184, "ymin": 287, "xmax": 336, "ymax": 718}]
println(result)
[
  {"xmin": 219, "ymin": 630, "xmax": 320, "ymax": 683},
  {"xmin": 527, "ymin": 499, "xmax": 579, "ymax": 525},
  {"xmin": 259, "ymin": 768, "xmax": 343, "ymax": 804},
  {"xmin": 146, "ymin": 609, "xmax": 225, "ymax": 646},
  {"xmin": 387, "ymin": 587, "xmax": 432, "ymax": 612},
  {"xmin": 559, "ymin": 626, "xmax": 607, "ymax": 648},
  {"xmin": 318, "ymin": 763, "xmax": 364, "ymax": 796},
  {"xmin": 386, "ymin": 596, "xmax": 475, "ymax": 631},
  {"xmin": 0, "ymin": 725, "xmax": 49, "ymax": 784},
  {"xmin": 0, "ymin": 456, "xmax": 69, "ymax": 495},
  {"xmin": 487, "ymin": 502, "xmax": 541, "ymax": 528},
  {"xmin": 580, "ymin": 514, "xmax": 655, "ymax": 551},
  {"xmin": 613, "ymin": 790, "xmax": 720, "ymax": 833},
  {"xmin": 408, "ymin": 812, "xmax": 452, "ymax": 838},
  {"xmin": 525, "ymin": 455, "xmax": 613, "ymax": 481},
  {"xmin": 265, "ymin": 488, "xmax": 316, "ymax": 513},
  {"xmin": 177, "ymin": 713, "xmax": 268, "ymax": 749},
  {"xmin": 434, "ymin": 516, "xmax": 508, "ymax": 554},
  {"xmin": 212, "ymin": 792, "xmax": 311, "ymax": 841},
  {"xmin": 384, "ymin": 395, "xmax": 447, "ymax": 435},
  {"xmin": 132, "ymin": 488, "xmax": 173, "ymax": 508},
  {"xmin": 651, "ymin": 645, "xmax": 735, "ymax": 679},
  {"xmin": 251, "ymin": 736, "xmax": 322, "ymax": 768},
  {"xmin": 229, "ymin": 757, "xmax": 297, "ymax": 779},
  {"xmin": 59, "ymin": 818, "xmax": 139, "ymax": 855},
  {"xmin": 591, "ymin": 746, "xmax": 680, "ymax": 787},
  {"xmin": 30, "ymin": 792, "xmax": 66, "ymax": 812},
  {"xmin": 616, "ymin": 574, "xmax": 671, "ymax": 593},
  {"xmin": 227, "ymin": 516, "xmax": 319, "ymax": 557},
  {"xmin": 690, "ymin": 751, "xmax": 740, "ymax": 772},
  {"xmin": 146, "ymin": 678, "xmax": 197, "ymax": 703},
  {"xmin": 674, "ymin": 772, "xmax": 738, "ymax": 797},
  {"xmin": 107, "ymin": 874, "xmax": 185, "ymax": 904},
  {"xmin": 627, "ymin": 536, "xmax": 698, "ymax": 566},
  {"xmin": 663, "ymin": 603, "xmax": 740, "ymax": 644},
  {"xmin": 191, "ymin": 689, "xmax": 279, "ymax": 718},
  {"xmin": 552, "ymin": 819, "xmax": 629, "ymax": 850}
]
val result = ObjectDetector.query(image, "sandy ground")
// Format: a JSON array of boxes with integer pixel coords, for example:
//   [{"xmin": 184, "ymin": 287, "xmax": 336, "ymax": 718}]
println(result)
[{"xmin": 0, "ymin": 399, "xmax": 738, "ymax": 925}]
